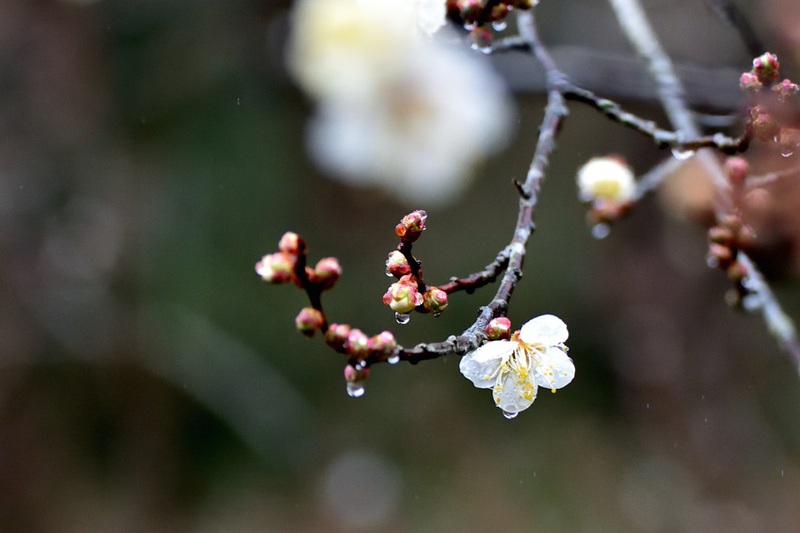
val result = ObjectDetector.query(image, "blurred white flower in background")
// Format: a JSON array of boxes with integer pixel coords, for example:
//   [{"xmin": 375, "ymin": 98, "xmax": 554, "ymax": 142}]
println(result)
[
  {"xmin": 287, "ymin": 0, "xmax": 512, "ymax": 205},
  {"xmin": 576, "ymin": 156, "xmax": 636, "ymax": 204}
]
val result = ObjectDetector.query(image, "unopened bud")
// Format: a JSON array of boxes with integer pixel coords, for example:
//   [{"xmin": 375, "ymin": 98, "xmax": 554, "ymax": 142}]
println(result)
[
  {"xmin": 748, "ymin": 106, "xmax": 779, "ymax": 142},
  {"xmin": 278, "ymin": 231, "xmax": 304, "ymax": 255},
  {"xmin": 489, "ymin": 3, "xmax": 510, "ymax": 22},
  {"xmin": 772, "ymin": 79, "xmax": 799, "ymax": 101},
  {"xmin": 458, "ymin": 0, "xmax": 482, "ymax": 24},
  {"xmin": 727, "ymin": 261, "xmax": 749, "ymax": 283},
  {"xmin": 708, "ymin": 226, "xmax": 735, "ymax": 246},
  {"xmin": 325, "ymin": 323, "xmax": 351, "ymax": 353},
  {"xmin": 369, "ymin": 331, "xmax": 397, "ymax": 355},
  {"xmin": 395, "ymin": 210, "xmax": 427, "ymax": 243},
  {"xmin": 422, "ymin": 287, "xmax": 448, "ymax": 314},
  {"xmin": 344, "ymin": 364, "xmax": 370, "ymax": 383},
  {"xmin": 723, "ymin": 156, "xmax": 750, "ymax": 188},
  {"xmin": 708, "ymin": 243, "xmax": 734, "ymax": 269},
  {"xmin": 485, "ymin": 317, "xmax": 512, "ymax": 340},
  {"xmin": 385, "ymin": 251, "xmax": 411, "ymax": 278},
  {"xmin": 344, "ymin": 328, "xmax": 370, "ymax": 358},
  {"xmin": 314, "ymin": 257, "xmax": 342, "ymax": 290},
  {"xmin": 382, "ymin": 278, "xmax": 423, "ymax": 314},
  {"xmin": 295, "ymin": 307, "xmax": 324, "ymax": 337},
  {"xmin": 739, "ymin": 72, "xmax": 762, "ymax": 92},
  {"xmin": 753, "ymin": 52, "xmax": 780, "ymax": 84},
  {"xmin": 255, "ymin": 252, "xmax": 295, "ymax": 283}
]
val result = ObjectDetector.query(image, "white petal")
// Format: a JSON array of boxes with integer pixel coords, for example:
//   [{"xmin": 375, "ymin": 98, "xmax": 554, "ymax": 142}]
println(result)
[
  {"xmin": 534, "ymin": 347, "xmax": 575, "ymax": 390},
  {"xmin": 520, "ymin": 314, "xmax": 568, "ymax": 346},
  {"xmin": 458, "ymin": 341, "xmax": 513, "ymax": 389},
  {"xmin": 492, "ymin": 372, "xmax": 537, "ymax": 414}
]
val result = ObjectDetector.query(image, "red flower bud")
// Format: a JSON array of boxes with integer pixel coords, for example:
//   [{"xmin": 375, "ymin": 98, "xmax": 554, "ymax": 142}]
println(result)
[
  {"xmin": 325, "ymin": 323, "xmax": 351, "ymax": 353},
  {"xmin": 278, "ymin": 231, "xmax": 304, "ymax": 255},
  {"xmin": 422, "ymin": 287, "xmax": 448, "ymax": 314},
  {"xmin": 395, "ymin": 210, "xmax": 427, "ymax": 243},
  {"xmin": 255, "ymin": 252, "xmax": 295, "ymax": 283},
  {"xmin": 739, "ymin": 72, "xmax": 762, "ymax": 92},
  {"xmin": 385, "ymin": 251, "xmax": 411, "ymax": 278},
  {"xmin": 295, "ymin": 307, "xmax": 324, "ymax": 337},
  {"xmin": 344, "ymin": 329, "xmax": 370, "ymax": 358},
  {"xmin": 485, "ymin": 317, "xmax": 512, "ymax": 340},
  {"xmin": 314, "ymin": 257, "xmax": 342, "ymax": 290},
  {"xmin": 753, "ymin": 52, "xmax": 780, "ymax": 84}
]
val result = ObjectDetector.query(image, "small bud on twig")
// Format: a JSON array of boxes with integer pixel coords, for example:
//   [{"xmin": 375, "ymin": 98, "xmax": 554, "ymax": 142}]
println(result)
[{"xmin": 295, "ymin": 307, "xmax": 324, "ymax": 337}]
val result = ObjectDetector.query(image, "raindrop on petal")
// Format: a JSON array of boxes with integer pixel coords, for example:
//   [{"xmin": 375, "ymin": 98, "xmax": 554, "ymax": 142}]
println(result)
[
  {"xmin": 502, "ymin": 410, "xmax": 518, "ymax": 420},
  {"xmin": 346, "ymin": 382, "xmax": 366, "ymax": 398},
  {"xmin": 671, "ymin": 148, "xmax": 695, "ymax": 160},
  {"xmin": 395, "ymin": 312, "xmax": 411, "ymax": 325},
  {"xmin": 591, "ymin": 223, "xmax": 611, "ymax": 240}
]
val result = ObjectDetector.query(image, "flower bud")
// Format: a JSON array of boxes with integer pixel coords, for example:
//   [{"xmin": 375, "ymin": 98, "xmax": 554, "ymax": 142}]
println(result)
[
  {"xmin": 485, "ymin": 317, "xmax": 512, "ymax": 340},
  {"xmin": 382, "ymin": 280, "xmax": 423, "ymax": 314},
  {"xmin": 385, "ymin": 251, "xmax": 411, "ymax": 278},
  {"xmin": 708, "ymin": 226, "xmax": 734, "ymax": 246},
  {"xmin": 369, "ymin": 331, "xmax": 397, "ymax": 355},
  {"xmin": 458, "ymin": 0, "xmax": 482, "ymax": 25},
  {"xmin": 772, "ymin": 79, "xmax": 799, "ymax": 101},
  {"xmin": 295, "ymin": 307, "xmax": 324, "ymax": 337},
  {"xmin": 278, "ymin": 231, "xmax": 304, "ymax": 255},
  {"xmin": 753, "ymin": 52, "xmax": 780, "ymax": 84},
  {"xmin": 422, "ymin": 287, "xmax": 448, "ymax": 314},
  {"xmin": 255, "ymin": 252, "xmax": 295, "ymax": 283},
  {"xmin": 739, "ymin": 72, "xmax": 762, "ymax": 92},
  {"xmin": 576, "ymin": 156, "xmax": 636, "ymax": 204},
  {"xmin": 723, "ymin": 156, "xmax": 750, "ymax": 188},
  {"xmin": 395, "ymin": 210, "xmax": 427, "ymax": 243},
  {"xmin": 314, "ymin": 257, "xmax": 342, "ymax": 290},
  {"xmin": 748, "ymin": 106, "xmax": 778, "ymax": 142},
  {"xmin": 344, "ymin": 328, "xmax": 370, "ymax": 358},
  {"xmin": 727, "ymin": 261, "xmax": 748, "ymax": 283},
  {"xmin": 708, "ymin": 243, "xmax": 734, "ymax": 269},
  {"xmin": 325, "ymin": 323, "xmax": 351, "ymax": 353}
]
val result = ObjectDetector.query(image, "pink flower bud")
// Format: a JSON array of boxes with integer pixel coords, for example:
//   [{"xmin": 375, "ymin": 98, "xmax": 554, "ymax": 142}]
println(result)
[
  {"xmin": 723, "ymin": 156, "xmax": 750, "ymax": 188},
  {"xmin": 385, "ymin": 251, "xmax": 411, "ymax": 278},
  {"xmin": 753, "ymin": 53, "xmax": 780, "ymax": 84},
  {"xmin": 748, "ymin": 106, "xmax": 778, "ymax": 142},
  {"xmin": 343, "ymin": 364, "xmax": 369, "ymax": 397},
  {"xmin": 772, "ymin": 79, "xmax": 799, "ymax": 101},
  {"xmin": 345, "ymin": 329, "xmax": 370, "ymax": 358},
  {"xmin": 382, "ymin": 280, "xmax": 423, "ymax": 314},
  {"xmin": 278, "ymin": 231, "xmax": 304, "ymax": 255},
  {"xmin": 422, "ymin": 287, "xmax": 448, "ymax": 314},
  {"xmin": 255, "ymin": 252, "xmax": 295, "ymax": 283},
  {"xmin": 295, "ymin": 307, "xmax": 324, "ymax": 337},
  {"xmin": 325, "ymin": 323, "xmax": 351, "ymax": 353},
  {"xmin": 485, "ymin": 317, "xmax": 512, "ymax": 340},
  {"xmin": 739, "ymin": 72, "xmax": 762, "ymax": 92},
  {"xmin": 314, "ymin": 257, "xmax": 342, "ymax": 290},
  {"xmin": 369, "ymin": 331, "xmax": 397, "ymax": 355},
  {"xmin": 395, "ymin": 210, "xmax": 427, "ymax": 243}
]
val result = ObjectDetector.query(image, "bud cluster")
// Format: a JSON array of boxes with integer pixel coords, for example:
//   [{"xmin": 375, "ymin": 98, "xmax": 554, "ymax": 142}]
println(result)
[
  {"xmin": 707, "ymin": 208, "xmax": 757, "ymax": 309},
  {"xmin": 256, "ymin": 231, "xmax": 343, "ymax": 338},
  {"xmin": 740, "ymin": 53, "xmax": 800, "ymax": 156}
]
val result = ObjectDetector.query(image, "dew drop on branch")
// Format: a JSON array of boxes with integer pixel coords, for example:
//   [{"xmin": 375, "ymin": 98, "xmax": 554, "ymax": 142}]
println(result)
[
  {"xmin": 492, "ymin": 21, "xmax": 507, "ymax": 31},
  {"xmin": 346, "ymin": 382, "xmax": 366, "ymax": 398},
  {"xmin": 395, "ymin": 312, "xmax": 411, "ymax": 325},
  {"xmin": 388, "ymin": 354, "xmax": 400, "ymax": 365},
  {"xmin": 671, "ymin": 148, "xmax": 696, "ymax": 160},
  {"xmin": 591, "ymin": 223, "xmax": 611, "ymax": 240},
  {"xmin": 502, "ymin": 410, "xmax": 518, "ymax": 419}
]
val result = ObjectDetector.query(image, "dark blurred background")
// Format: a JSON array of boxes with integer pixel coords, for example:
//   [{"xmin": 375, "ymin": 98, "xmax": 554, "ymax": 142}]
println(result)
[{"xmin": 2, "ymin": 0, "xmax": 800, "ymax": 531}]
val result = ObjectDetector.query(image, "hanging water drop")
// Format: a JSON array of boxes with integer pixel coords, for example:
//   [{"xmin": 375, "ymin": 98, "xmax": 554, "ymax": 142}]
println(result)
[
  {"xmin": 385, "ymin": 269, "xmax": 395, "ymax": 277},
  {"xmin": 502, "ymin": 410, "xmax": 518, "ymax": 420},
  {"xmin": 346, "ymin": 381, "xmax": 366, "ymax": 398},
  {"xmin": 388, "ymin": 354, "xmax": 400, "ymax": 365},
  {"xmin": 781, "ymin": 149, "xmax": 794, "ymax": 158},
  {"xmin": 395, "ymin": 312, "xmax": 411, "ymax": 325},
  {"xmin": 432, "ymin": 311, "xmax": 442, "ymax": 318},
  {"xmin": 706, "ymin": 256, "xmax": 719, "ymax": 269},
  {"xmin": 591, "ymin": 223, "xmax": 611, "ymax": 240},
  {"xmin": 469, "ymin": 43, "xmax": 492, "ymax": 55},
  {"xmin": 491, "ymin": 20, "xmax": 507, "ymax": 31},
  {"xmin": 671, "ymin": 148, "xmax": 695, "ymax": 160}
]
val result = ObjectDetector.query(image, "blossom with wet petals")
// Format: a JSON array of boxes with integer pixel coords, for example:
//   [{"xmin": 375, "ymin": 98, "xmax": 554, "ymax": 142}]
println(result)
[{"xmin": 459, "ymin": 314, "xmax": 575, "ymax": 417}]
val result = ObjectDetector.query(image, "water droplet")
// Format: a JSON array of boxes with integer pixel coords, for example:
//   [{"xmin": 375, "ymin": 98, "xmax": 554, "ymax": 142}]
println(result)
[
  {"xmin": 464, "ymin": 22, "xmax": 477, "ymax": 31},
  {"xmin": 646, "ymin": 403, "xmax": 650, "ymax": 409},
  {"xmin": 671, "ymin": 148, "xmax": 695, "ymax": 160},
  {"xmin": 388, "ymin": 354, "xmax": 400, "ymax": 365},
  {"xmin": 591, "ymin": 223, "xmax": 610, "ymax": 239},
  {"xmin": 432, "ymin": 311, "xmax": 442, "ymax": 318},
  {"xmin": 469, "ymin": 43, "xmax": 492, "ymax": 55},
  {"xmin": 346, "ymin": 381, "xmax": 365, "ymax": 398},
  {"xmin": 491, "ymin": 21, "xmax": 507, "ymax": 31},
  {"xmin": 385, "ymin": 269, "xmax": 394, "ymax": 277},
  {"xmin": 706, "ymin": 256, "xmax": 719, "ymax": 269},
  {"xmin": 395, "ymin": 312, "xmax": 410, "ymax": 325},
  {"xmin": 502, "ymin": 410, "xmax": 518, "ymax": 419},
  {"xmin": 781, "ymin": 149, "xmax": 794, "ymax": 158}
]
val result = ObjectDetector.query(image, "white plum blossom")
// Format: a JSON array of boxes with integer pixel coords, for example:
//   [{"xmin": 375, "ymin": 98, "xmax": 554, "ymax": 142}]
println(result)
[
  {"xmin": 459, "ymin": 315, "xmax": 575, "ymax": 417},
  {"xmin": 576, "ymin": 156, "xmax": 636, "ymax": 203},
  {"xmin": 287, "ymin": 0, "xmax": 512, "ymax": 205}
]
